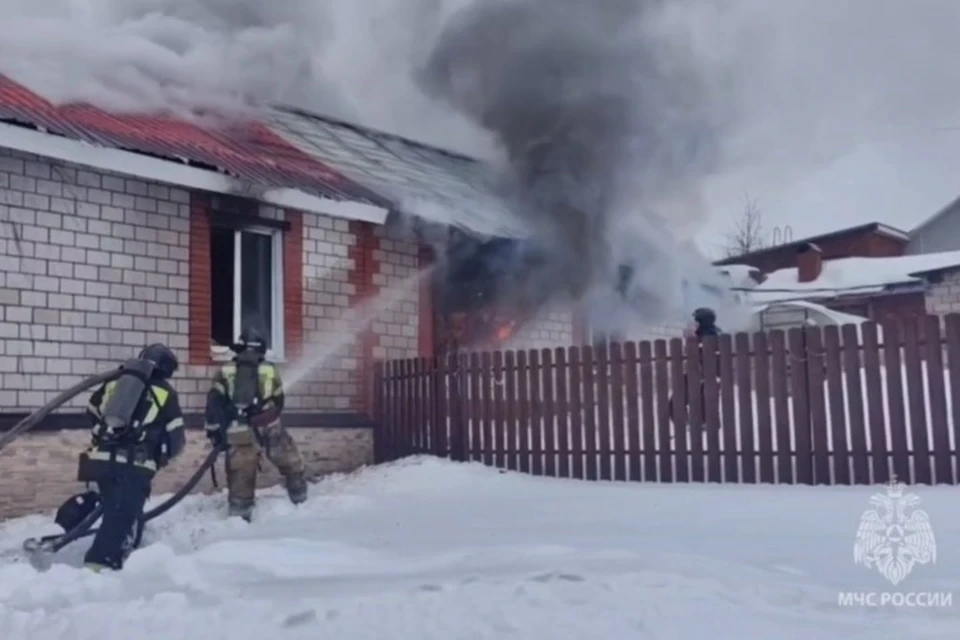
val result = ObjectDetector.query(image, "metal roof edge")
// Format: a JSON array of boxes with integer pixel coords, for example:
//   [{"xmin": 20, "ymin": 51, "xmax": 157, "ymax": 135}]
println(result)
[
  {"xmin": 0, "ymin": 121, "xmax": 388, "ymax": 224},
  {"xmin": 270, "ymin": 104, "xmax": 482, "ymax": 164}
]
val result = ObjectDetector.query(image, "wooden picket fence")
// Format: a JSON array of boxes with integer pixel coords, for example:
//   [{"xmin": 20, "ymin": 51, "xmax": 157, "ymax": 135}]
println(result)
[{"xmin": 372, "ymin": 314, "xmax": 960, "ymax": 485}]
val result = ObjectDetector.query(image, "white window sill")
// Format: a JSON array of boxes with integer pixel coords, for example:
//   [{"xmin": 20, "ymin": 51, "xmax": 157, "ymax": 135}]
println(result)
[{"xmin": 210, "ymin": 344, "xmax": 286, "ymax": 364}]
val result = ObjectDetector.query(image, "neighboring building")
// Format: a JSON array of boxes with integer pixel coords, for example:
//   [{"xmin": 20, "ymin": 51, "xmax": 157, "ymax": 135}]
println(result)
[
  {"xmin": 738, "ymin": 243, "xmax": 960, "ymax": 331},
  {"xmin": 714, "ymin": 222, "xmax": 909, "ymax": 273},
  {"xmin": 906, "ymin": 195, "xmax": 960, "ymax": 255}
]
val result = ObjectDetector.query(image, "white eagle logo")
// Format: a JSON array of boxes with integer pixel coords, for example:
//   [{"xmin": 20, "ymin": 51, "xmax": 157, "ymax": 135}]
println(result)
[{"xmin": 853, "ymin": 479, "xmax": 937, "ymax": 585}]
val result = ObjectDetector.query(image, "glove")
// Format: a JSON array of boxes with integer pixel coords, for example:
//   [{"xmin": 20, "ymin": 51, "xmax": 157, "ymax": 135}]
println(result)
[{"xmin": 206, "ymin": 426, "xmax": 226, "ymax": 448}]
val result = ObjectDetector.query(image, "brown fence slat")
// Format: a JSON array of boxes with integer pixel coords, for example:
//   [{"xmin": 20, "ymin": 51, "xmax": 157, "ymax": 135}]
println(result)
[
  {"xmin": 384, "ymin": 359, "xmax": 396, "ymax": 460},
  {"xmin": 541, "ymin": 348, "xmax": 557, "ymax": 477},
  {"xmin": 554, "ymin": 347, "xmax": 571, "ymax": 478},
  {"xmin": 701, "ymin": 335, "xmax": 722, "ymax": 483},
  {"xmin": 568, "ymin": 347, "xmax": 585, "ymax": 479},
  {"xmin": 399, "ymin": 359, "xmax": 412, "ymax": 458},
  {"xmin": 946, "ymin": 314, "xmax": 960, "ymax": 484},
  {"xmin": 449, "ymin": 353, "xmax": 467, "ymax": 462},
  {"xmin": 596, "ymin": 345, "xmax": 613, "ymax": 481},
  {"xmin": 430, "ymin": 356, "xmax": 444, "ymax": 456},
  {"xmin": 882, "ymin": 320, "xmax": 909, "ymax": 482},
  {"xmin": 609, "ymin": 342, "xmax": 628, "ymax": 481},
  {"xmin": 718, "ymin": 334, "xmax": 738, "ymax": 482},
  {"xmin": 653, "ymin": 340, "xmax": 671, "ymax": 482},
  {"xmin": 413, "ymin": 357, "xmax": 424, "ymax": 453},
  {"xmin": 787, "ymin": 329, "xmax": 812, "ymax": 485},
  {"xmin": 372, "ymin": 361, "xmax": 386, "ymax": 462},
  {"xmin": 390, "ymin": 359, "xmax": 401, "ymax": 456},
  {"xmin": 804, "ymin": 328, "xmax": 829, "ymax": 485},
  {"xmin": 841, "ymin": 324, "xmax": 870, "ymax": 484},
  {"xmin": 625, "ymin": 342, "xmax": 643, "ymax": 481},
  {"xmin": 480, "ymin": 352, "xmax": 494, "ymax": 467},
  {"xmin": 753, "ymin": 332, "xmax": 774, "ymax": 483},
  {"xmin": 861, "ymin": 322, "xmax": 889, "ymax": 484},
  {"xmin": 684, "ymin": 335, "xmax": 703, "ymax": 483},
  {"xmin": 503, "ymin": 351, "xmax": 519, "ymax": 471},
  {"xmin": 770, "ymin": 331, "xmax": 793, "ymax": 483},
  {"xmin": 516, "ymin": 350, "xmax": 531, "ymax": 474},
  {"xmin": 734, "ymin": 333, "xmax": 756, "ymax": 483},
  {"xmin": 529, "ymin": 349, "xmax": 544, "ymax": 476},
  {"xmin": 492, "ymin": 351, "xmax": 506, "ymax": 469},
  {"xmin": 822, "ymin": 326, "xmax": 850, "ymax": 484},
  {"xmin": 469, "ymin": 352, "xmax": 482, "ymax": 463},
  {"xmin": 668, "ymin": 338, "xmax": 686, "ymax": 483},
  {"xmin": 581, "ymin": 346, "xmax": 598, "ymax": 480},
  {"xmin": 924, "ymin": 316, "xmax": 952, "ymax": 484},
  {"xmin": 903, "ymin": 318, "xmax": 932, "ymax": 484}
]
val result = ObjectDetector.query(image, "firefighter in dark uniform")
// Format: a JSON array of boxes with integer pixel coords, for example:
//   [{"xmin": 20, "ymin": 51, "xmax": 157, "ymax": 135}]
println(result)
[
  {"xmin": 204, "ymin": 326, "xmax": 307, "ymax": 521},
  {"xmin": 73, "ymin": 343, "xmax": 185, "ymax": 572}
]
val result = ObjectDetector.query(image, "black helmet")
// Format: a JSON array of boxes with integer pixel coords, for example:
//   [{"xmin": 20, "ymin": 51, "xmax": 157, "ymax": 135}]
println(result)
[
  {"xmin": 138, "ymin": 343, "xmax": 179, "ymax": 379},
  {"xmin": 233, "ymin": 324, "xmax": 267, "ymax": 355},
  {"xmin": 693, "ymin": 307, "xmax": 716, "ymax": 326}
]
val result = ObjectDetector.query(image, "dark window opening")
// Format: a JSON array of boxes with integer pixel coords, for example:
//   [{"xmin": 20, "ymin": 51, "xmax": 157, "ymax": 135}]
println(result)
[
  {"xmin": 209, "ymin": 226, "xmax": 276, "ymax": 351},
  {"xmin": 210, "ymin": 227, "xmax": 234, "ymax": 347}
]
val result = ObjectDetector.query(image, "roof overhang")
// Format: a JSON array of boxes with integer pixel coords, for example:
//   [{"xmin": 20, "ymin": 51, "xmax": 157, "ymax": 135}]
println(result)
[{"xmin": 0, "ymin": 121, "xmax": 388, "ymax": 224}]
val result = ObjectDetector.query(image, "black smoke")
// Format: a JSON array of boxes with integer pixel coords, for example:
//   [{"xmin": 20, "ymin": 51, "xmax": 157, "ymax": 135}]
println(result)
[{"xmin": 418, "ymin": 0, "xmax": 723, "ymax": 328}]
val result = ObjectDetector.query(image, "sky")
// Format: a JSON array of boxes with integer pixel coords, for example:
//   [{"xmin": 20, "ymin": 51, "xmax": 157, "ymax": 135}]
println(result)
[
  {"xmin": 0, "ymin": 0, "xmax": 959, "ymax": 265},
  {"xmin": 697, "ymin": 132, "xmax": 960, "ymax": 259}
]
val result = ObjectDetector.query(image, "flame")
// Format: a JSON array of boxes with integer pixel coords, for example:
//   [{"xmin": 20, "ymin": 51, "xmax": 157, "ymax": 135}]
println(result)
[{"xmin": 495, "ymin": 320, "xmax": 517, "ymax": 343}]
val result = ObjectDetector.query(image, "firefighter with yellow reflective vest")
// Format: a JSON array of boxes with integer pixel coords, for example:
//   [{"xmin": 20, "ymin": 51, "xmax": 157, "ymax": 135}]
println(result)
[
  {"xmin": 204, "ymin": 325, "xmax": 307, "ymax": 521},
  {"xmin": 64, "ymin": 343, "xmax": 186, "ymax": 572}
]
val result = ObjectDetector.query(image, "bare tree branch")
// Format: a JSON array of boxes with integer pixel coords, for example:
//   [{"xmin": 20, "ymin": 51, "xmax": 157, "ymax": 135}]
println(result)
[{"xmin": 723, "ymin": 193, "xmax": 765, "ymax": 258}]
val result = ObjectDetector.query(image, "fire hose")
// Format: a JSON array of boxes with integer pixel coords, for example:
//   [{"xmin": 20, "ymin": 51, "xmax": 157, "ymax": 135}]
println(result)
[{"xmin": 0, "ymin": 369, "xmax": 224, "ymax": 566}]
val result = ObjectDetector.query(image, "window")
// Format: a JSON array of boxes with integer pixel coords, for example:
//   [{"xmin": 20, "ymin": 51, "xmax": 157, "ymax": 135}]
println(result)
[{"xmin": 209, "ymin": 224, "xmax": 285, "ymax": 359}]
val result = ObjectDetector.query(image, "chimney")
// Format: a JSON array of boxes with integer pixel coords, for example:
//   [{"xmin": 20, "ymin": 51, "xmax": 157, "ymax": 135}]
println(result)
[{"xmin": 797, "ymin": 242, "xmax": 822, "ymax": 283}]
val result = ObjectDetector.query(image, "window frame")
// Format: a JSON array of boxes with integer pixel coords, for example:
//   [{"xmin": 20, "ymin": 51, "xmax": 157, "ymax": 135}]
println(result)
[{"xmin": 210, "ymin": 223, "xmax": 286, "ymax": 362}]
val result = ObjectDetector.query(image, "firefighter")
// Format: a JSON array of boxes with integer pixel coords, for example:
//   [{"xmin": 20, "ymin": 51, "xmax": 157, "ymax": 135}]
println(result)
[
  {"xmin": 68, "ymin": 343, "xmax": 185, "ymax": 572},
  {"xmin": 204, "ymin": 325, "xmax": 307, "ymax": 521},
  {"xmin": 670, "ymin": 307, "xmax": 722, "ymax": 430}
]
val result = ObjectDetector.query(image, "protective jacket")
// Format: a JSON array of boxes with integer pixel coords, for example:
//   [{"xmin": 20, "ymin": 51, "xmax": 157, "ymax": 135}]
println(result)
[
  {"xmin": 204, "ymin": 358, "xmax": 285, "ymax": 437},
  {"xmin": 79, "ymin": 377, "xmax": 186, "ymax": 480}
]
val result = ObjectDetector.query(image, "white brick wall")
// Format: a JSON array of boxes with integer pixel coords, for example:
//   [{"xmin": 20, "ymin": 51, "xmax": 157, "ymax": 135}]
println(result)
[
  {"xmin": 372, "ymin": 225, "xmax": 420, "ymax": 360},
  {"xmin": 924, "ymin": 269, "xmax": 960, "ymax": 316},
  {"xmin": 0, "ymin": 147, "xmax": 192, "ymax": 412},
  {"xmin": 0, "ymin": 146, "xmax": 423, "ymax": 415},
  {"xmin": 505, "ymin": 307, "xmax": 576, "ymax": 350}
]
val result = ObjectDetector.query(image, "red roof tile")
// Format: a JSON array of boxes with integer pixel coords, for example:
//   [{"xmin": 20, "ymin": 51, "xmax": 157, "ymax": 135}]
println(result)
[{"xmin": 0, "ymin": 75, "xmax": 385, "ymax": 205}]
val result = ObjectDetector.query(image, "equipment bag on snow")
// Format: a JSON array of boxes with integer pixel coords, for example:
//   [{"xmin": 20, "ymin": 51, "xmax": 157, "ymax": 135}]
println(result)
[{"xmin": 54, "ymin": 490, "xmax": 101, "ymax": 533}]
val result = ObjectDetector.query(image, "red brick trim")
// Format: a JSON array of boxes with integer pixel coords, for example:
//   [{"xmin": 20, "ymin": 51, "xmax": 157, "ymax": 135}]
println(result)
[
  {"xmin": 348, "ymin": 221, "xmax": 381, "ymax": 413},
  {"xmin": 188, "ymin": 192, "xmax": 213, "ymax": 365},
  {"xmin": 188, "ymin": 194, "xmax": 305, "ymax": 365},
  {"xmin": 283, "ymin": 210, "xmax": 305, "ymax": 358},
  {"xmin": 418, "ymin": 245, "xmax": 435, "ymax": 358}
]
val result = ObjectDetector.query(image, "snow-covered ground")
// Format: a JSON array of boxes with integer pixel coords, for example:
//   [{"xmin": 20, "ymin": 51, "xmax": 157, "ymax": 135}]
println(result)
[{"xmin": 1, "ymin": 457, "xmax": 959, "ymax": 639}]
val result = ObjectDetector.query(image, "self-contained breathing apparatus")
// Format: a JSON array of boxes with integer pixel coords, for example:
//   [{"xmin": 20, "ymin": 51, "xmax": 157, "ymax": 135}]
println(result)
[
  {"xmin": 95, "ymin": 357, "xmax": 157, "ymax": 445},
  {"xmin": 233, "ymin": 346, "xmax": 265, "ymax": 432}
]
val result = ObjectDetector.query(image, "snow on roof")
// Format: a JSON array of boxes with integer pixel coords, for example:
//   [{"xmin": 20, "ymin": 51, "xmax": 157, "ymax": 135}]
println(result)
[{"xmin": 744, "ymin": 250, "xmax": 960, "ymax": 304}]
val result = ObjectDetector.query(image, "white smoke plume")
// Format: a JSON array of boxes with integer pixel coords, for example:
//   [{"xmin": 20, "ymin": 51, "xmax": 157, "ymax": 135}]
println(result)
[{"xmin": 0, "ymin": 0, "xmax": 958, "ymax": 334}]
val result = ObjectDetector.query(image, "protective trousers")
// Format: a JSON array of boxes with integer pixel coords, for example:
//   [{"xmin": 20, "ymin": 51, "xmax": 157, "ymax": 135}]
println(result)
[
  {"xmin": 224, "ymin": 421, "xmax": 306, "ymax": 517},
  {"xmin": 84, "ymin": 466, "xmax": 150, "ymax": 570}
]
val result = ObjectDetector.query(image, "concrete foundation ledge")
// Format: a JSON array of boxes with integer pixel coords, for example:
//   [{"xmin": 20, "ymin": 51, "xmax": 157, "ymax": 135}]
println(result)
[{"xmin": 0, "ymin": 427, "xmax": 374, "ymax": 520}]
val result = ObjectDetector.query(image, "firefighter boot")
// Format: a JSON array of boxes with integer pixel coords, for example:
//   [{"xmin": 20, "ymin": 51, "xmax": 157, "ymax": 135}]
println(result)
[{"xmin": 285, "ymin": 473, "xmax": 308, "ymax": 505}]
